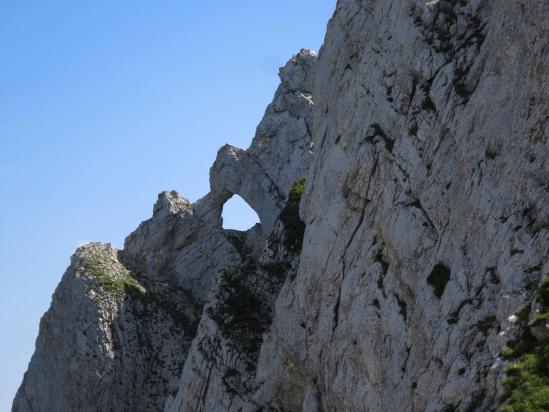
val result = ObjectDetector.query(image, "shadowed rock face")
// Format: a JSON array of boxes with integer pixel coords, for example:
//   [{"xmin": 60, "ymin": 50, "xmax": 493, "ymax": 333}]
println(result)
[{"xmin": 13, "ymin": 2, "xmax": 549, "ymax": 412}]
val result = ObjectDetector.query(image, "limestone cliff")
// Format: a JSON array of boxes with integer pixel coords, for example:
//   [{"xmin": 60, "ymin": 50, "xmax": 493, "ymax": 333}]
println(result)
[
  {"xmin": 13, "ymin": 1, "xmax": 548, "ymax": 411},
  {"xmin": 13, "ymin": 49, "xmax": 316, "ymax": 412}
]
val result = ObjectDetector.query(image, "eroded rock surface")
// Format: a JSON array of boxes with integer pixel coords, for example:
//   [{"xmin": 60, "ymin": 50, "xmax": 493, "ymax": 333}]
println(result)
[
  {"xmin": 13, "ymin": 243, "xmax": 200, "ymax": 412},
  {"xmin": 248, "ymin": 1, "xmax": 548, "ymax": 411},
  {"xmin": 13, "ymin": 1, "xmax": 548, "ymax": 411},
  {"xmin": 13, "ymin": 50, "xmax": 315, "ymax": 412}
]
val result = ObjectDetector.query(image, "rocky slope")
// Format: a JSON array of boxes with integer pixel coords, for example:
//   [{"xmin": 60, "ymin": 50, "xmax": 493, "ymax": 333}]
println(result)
[
  {"xmin": 13, "ymin": 49, "xmax": 316, "ymax": 412},
  {"xmin": 13, "ymin": 1, "xmax": 548, "ymax": 411}
]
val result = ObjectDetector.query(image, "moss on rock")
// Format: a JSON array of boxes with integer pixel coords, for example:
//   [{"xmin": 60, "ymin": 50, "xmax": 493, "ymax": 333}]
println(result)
[
  {"xmin": 82, "ymin": 247, "xmax": 145, "ymax": 295},
  {"xmin": 208, "ymin": 263, "xmax": 268, "ymax": 361}
]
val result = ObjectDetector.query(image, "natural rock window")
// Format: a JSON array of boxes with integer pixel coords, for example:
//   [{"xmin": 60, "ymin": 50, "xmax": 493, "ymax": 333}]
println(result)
[{"xmin": 221, "ymin": 195, "xmax": 260, "ymax": 231}]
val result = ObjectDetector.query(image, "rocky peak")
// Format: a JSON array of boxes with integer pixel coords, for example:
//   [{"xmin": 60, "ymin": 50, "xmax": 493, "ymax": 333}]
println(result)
[
  {"xmin": 278, "ymin": 48, "xmax": 317, "ymax": 93},
  {"xmin": 13, "ymin": 2, "xmax": 548, "ymax": 412},
  {"xmin": 153, "ymin": 191, "xmax": 193, "ymax": 217}
]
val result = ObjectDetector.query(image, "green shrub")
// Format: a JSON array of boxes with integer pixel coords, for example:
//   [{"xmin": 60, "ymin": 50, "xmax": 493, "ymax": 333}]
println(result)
[
  {"xmin": 422, "ymin": 95, "xmax": 436, "ymax": 111},
  {"xmin": 427, "ymin": 263, "xmax": 451, "ymax": 299},
  {"xmin": 209, "ymin": 264, "xmax": 267, "ymax": 360},
  {"xmin": 528, "ymin": 277, "xmax": 549, "ymax": 329},
  {"xmin": 280, "ymin": 178, "xmax": 306, "ymax": 252},
  {"xmin": 502, "ymin": 344, "xmax": 549, "ymax": 412},
  {"xmin": 535, "ymin": 278, "xmax": 549, "ymax": 307},
  {"xmin": 501, "ymin": 278, "xmax": 549, "ymax": 411}
]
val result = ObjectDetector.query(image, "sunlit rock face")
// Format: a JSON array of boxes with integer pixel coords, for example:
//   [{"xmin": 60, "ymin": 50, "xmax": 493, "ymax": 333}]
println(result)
[
  {"xmin": 13, "ymin": 50, "xmax": 315, "ymax": 412},
  {"xmin": 245, "ymin": 1, "xmax": 548, "ymax": 411},
  {"xmin": 12, "ymin": 242, "xmax": 201, "ymax": 412},
  {"xmin": 13, "ymin": 1, "xmax": 548, "ymax": 411}
]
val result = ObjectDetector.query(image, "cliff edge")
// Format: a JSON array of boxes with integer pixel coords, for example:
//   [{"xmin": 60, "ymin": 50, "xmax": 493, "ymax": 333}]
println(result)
[{"xmin": 13, "ymin": 1, "xmax": 548, "ymax": 411}]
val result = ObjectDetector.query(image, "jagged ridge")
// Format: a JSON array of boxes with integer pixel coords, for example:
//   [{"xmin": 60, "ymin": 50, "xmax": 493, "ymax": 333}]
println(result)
[{"xmin": 13, "ymin": 1, "xmax": 549, "ymax": 411}]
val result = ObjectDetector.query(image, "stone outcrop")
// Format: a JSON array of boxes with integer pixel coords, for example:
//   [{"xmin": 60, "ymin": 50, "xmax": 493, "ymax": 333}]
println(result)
[
  {"xmin": 12, "ymin": 243, "xmax": 200, "ymax": 412},
  {"xmin": 13, "ymin": 1, "xmax": 548, "ymax": 411},
  {"xmin": 246, "ymin": 1, "xmax": 548, "ymax": 411},
  {"xmin": 13, "ymin": 49, "xmax": 315, "ymax": 412}
]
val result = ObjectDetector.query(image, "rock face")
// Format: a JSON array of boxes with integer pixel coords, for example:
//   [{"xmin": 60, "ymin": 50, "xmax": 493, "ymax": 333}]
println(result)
[
  {"xmin": 13, "ymin": 1, "xmax": 548, "ymax": 411},
  {"xmin": 247, "ymin": 1, "xmax": 548, "ymax": 410},
  {"xmin": 12, "ymin": 243, "xmax": 200, "ymax": 412},
  {"xmin": 13, "ymin": 50, "xmax": 315, "ymax": 412}
]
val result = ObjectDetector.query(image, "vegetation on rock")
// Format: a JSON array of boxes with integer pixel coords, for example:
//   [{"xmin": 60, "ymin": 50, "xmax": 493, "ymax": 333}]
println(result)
[
  {"xmin": 502, "ymin": 344, "xmax": 549, "ymax": 412},
  {"xmin": 280, "ymin": 178, "xmax": 306, "ymax": 252},
  {"xmin": 529, "ymin": 278, "xmax": 549, "ymax": 327},
  {"xmin": 82, "ymin": 247, "xmax": 145, "ymax": 295},
  {"xmin": 427, "ymin": 263, "xmax": 451, "ymax": 299},
  {"xmin": 501, "ymin": 278, "xmax": 549, "ymax": 411},
  {"xmin": 209, "ymin": 263, "xmax": 268, "ymax": 362}
]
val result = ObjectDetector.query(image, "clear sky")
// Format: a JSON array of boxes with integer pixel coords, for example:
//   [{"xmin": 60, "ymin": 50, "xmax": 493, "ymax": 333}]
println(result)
[{"xmin": 0, "ymin": 1, "xmax": 335, "ymax": 408}]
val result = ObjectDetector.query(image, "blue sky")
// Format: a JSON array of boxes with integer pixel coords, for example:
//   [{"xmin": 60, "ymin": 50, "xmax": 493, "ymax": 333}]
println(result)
[{"xmin": 0, "ymin": 1, "xmax": 334, "ymax": 408}]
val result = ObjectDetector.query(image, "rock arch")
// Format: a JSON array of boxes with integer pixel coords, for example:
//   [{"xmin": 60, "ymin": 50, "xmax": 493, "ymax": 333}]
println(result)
[{"xmin": 195, "ymin": 144, "xmax": 286, "ymax": 235}]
